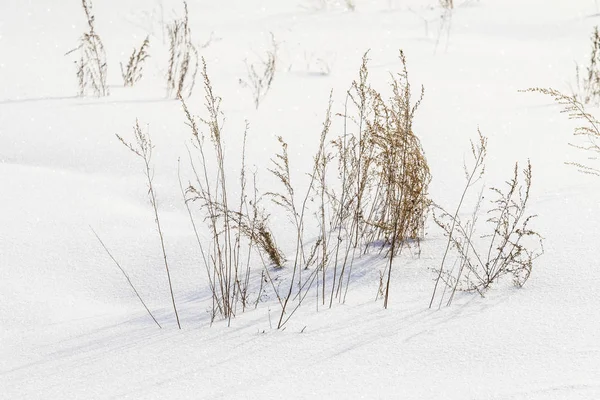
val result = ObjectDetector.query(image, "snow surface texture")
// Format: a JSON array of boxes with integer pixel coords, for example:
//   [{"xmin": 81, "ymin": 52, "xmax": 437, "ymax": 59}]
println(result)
[{"xmin": 1, "ymin": 0, "xmax": 599, "ymax": 399}]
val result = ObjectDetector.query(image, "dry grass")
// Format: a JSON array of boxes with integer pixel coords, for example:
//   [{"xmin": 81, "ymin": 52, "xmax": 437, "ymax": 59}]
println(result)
[
  {"xmin": 67, "ymin": 0, "xmax": 108, "ymax": 97},
  {"xmin": 116, "ymin": 120, "xmax": 181, "ymax": 329},
  {"xmin": 167, "ymin": 1, "xmax": 198, "ymax": 99},
  {"xmin": 576, "ymin": 26, "xmax": 600, "ymax": 105},
  {"xmin": 483, "ymin": 161, "xmax": 542, "ymax": 289},
  {"xmin": 121, "ymin": 36, "xmax": 150, "ymax": 87},
  {"xmin": 523, "ymin": 87, "xmax": 600, "ymax": 176},
  {"xmin": 106, "ymin": 45, "xmax": 550, "ymax": 330},
  {"xmin": 431, "ymin": 138, "xmax": 543, "ymax": 304},
  {"xmin": 430, "ymin": 129, "xmax": 487, "ymax": 307},
  {"xmin": 326, "ymin": 51, "xmax": 431, "ymax": 308},
  {"xmin": 180, "ymin": 64, "xmax": 237, "ymax": 321},
  {"xmin": 369, "ymin": 51, "xmax": 430, "ymax": 308},
  {"xmin": 264, "ymin": 50, "xmax": 431, "ymax": 326},
  {"xmin": 230, "ymin": 203, "xmax": 285, "ymax": 269},
  {"xmin": 180, "ymin": 58, "xmax": 284, "ymax": 322},
  {"xmin": 239, "ymin": 33, "xmax": 278, "ymax": 109},
  {"xmin": 366, "ymin": 52, "xmax": 430, "ymax": 250},
  {"xmin": 268, "ymin": 92, "xmax": 333, "ymax": 328}
]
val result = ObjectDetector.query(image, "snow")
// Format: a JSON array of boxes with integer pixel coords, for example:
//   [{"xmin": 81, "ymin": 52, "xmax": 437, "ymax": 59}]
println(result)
[{"xmin": 1, "ymin": 0, "xmax": 600, "ymax": 398}]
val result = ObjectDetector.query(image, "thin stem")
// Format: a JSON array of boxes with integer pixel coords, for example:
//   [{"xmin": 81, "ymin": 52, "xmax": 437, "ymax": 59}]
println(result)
[{"xmin": 90, "ymin": 226, "xmax": 162, "ymax": 329}]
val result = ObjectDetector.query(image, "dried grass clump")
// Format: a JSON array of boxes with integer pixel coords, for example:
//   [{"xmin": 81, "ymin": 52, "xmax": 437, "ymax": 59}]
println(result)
[
  {"xmin": 121, "ymin": 36, "xmax": 150, "ymax": 87},
  {"xmin": 240, "ymin": 33, "xmax": 278, "ymax": 109},
  {"xmin": 228, "ymin": 200, "xmax": 285, "ymax": 269},
  {"xmin": 167, "ymin": 1, "xmax": 198, "ymax": 99},
  {"xmin": 107, "ymin": 50, "xmax": 432, "ymax": 328},
  {"xmin": 366, "ymin": 56, "xmax": 430, "ymax": 248},
  {"xmin": 267, "ymin": 50, "xmax": 430, "ymax": 323},
  {"xmin": 325, "ymin": 51, "xmax": 430, "ymax": 308},
  {"xmin": 365, "ymin": 51, "xmax": 430, "ymax": 308},
  {"xmin": 68, "ymin": 0, "xmax": 108, "ymax": 97},
  {"xmin": 181, "ymin": 58, "xmax": 283, "ymax": 323},
  {"xmin": 576, "ymin": 26, "xmax": 600, "ymax": 105},
  {"xmin": 430, "ymin": 132, "xmax": 543, "ymax": 307},
  {"xmin": 483, "ymin": 162, "xmax": 542, "ymax": 289}
]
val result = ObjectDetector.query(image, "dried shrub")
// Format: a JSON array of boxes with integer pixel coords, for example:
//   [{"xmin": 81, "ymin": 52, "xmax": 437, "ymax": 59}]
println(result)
[
  {"xmin": 483, "ymin": 162, "xmax": 542, "ymax": 289},
  {"xmin": 431, "ymin": 136, "xmax": 543, "ymax": 306},
  {"xmin": 121, "ymin": 36, "xmax": 150, "ymax": 87},
  {"xmin": 67, "ymin": 0, "xmax": 108, "ymax": 97},
  {"xmin": 167, "ymin": 1, "xmax": 198, "ymax": 99}
]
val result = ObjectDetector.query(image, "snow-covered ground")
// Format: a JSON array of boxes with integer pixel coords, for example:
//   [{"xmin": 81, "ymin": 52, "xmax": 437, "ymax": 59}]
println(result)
[{"xmin": 2, "ymin": 0, "xmax": 600, "ymax": 398}]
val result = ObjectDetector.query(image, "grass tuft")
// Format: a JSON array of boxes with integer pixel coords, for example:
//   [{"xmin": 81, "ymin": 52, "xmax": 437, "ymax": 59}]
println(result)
[
  {"xmin": 167, "ymin": 1, "xmax": 199, "ymax": 99},
  {"xmin": 576, "ymin": 26, "xmax": 600, "ymax": 105},
  {"xmin": 67, "ymin": 0, "xmax": 108, "ymax": 97},
  {"xmin": 121, "ymin": 36, "xmax": 150, "ymax": 87}
]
